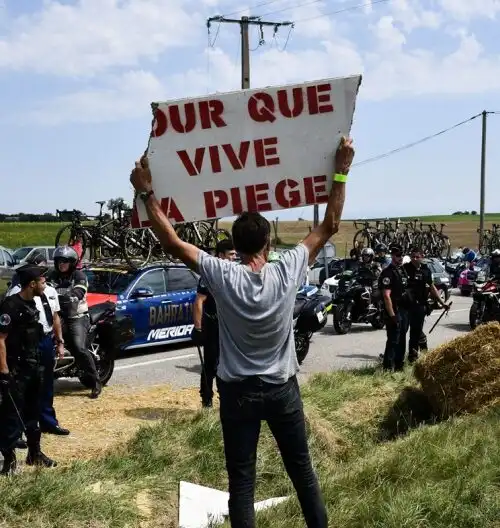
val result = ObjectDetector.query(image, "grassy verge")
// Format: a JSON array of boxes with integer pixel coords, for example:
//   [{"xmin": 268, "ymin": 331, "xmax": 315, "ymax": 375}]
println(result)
[{"xmin": 1, "ymin": 367, "xmax": 499, "ymax": 527}]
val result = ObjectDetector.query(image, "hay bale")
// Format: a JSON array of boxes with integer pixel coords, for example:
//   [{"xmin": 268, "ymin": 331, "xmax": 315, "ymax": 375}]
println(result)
[{"xmin": 414, "ymin": 321, "xmax": 500, "ymax": 418}]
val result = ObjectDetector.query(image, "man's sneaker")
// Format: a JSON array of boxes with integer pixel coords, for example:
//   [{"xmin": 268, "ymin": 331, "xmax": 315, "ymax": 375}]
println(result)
[
  {"xmin": 201, "ymin": 398, "xmax": 213, "ymax": 408},
  {"xmin": 26, "ymin": 451, "xmax": 57, "ymax": 468}
]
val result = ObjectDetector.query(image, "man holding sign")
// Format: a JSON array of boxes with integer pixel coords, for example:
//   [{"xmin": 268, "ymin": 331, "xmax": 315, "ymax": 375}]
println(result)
[{"xmin": 130, "ymin": 133, "xmax": 354, "ymax": 527}]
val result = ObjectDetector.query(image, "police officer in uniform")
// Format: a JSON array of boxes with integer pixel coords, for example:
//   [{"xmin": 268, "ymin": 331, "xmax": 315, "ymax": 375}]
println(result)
[
  {"xmin": 378, "ymin": 244, "xmax": 409, "ymax": 371},
  {"xmin": 403, "ymin": 247, "xmax": 449, "ymax": 363},
  {"xmin": 192, "ymin": 239, "xmax": 237, "ymax": 408},
  {"xmin": 47, "ymin": 246, "xmax": 101, "ymax": 399},
  {"xmin": 0, "ymin": 265, "xmax": 57, "ymax": 475},
  {"xmin": 356, "ymin": 248, "xmax": 382, "ymax": 310},
  {"xmin": 488, "ymin": 249, "xmax": 500, "ymax": 279}
]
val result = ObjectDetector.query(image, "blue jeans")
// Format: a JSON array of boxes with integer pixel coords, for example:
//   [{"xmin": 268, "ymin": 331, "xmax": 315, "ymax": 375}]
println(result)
[
  {"xmin": 39, "ymin": 334, "xmax": 59, "ymax": 429},
  {"xmin": 216, "ymin": 375, "xmax": 327, "ymax": 528}
]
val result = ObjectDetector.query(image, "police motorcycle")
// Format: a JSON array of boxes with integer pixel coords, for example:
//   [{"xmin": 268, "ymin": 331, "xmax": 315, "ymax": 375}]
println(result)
[
  {"xmin": 267, "ymin": 251, "xmax": 332, "ymax": 365},
  {"xmin": 54, "ymin": 293, "xmax": 134, "ymax": 387},
  {"xmin": 293, "ymin": 284, "xmax": 333, "ymax": 364},
  {"xmin": 331, "ymin": 269, "xmax": 385, "ymax": 335},
  {"xmin": 469, "ymin": 277, "xmax": 500, "ymax": 330}
]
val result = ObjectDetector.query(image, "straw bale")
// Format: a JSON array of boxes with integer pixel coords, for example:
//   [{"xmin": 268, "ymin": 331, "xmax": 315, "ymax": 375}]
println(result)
[{"xmin": 414, "ymin": 321, "xmax": 500, "ymax": 418}]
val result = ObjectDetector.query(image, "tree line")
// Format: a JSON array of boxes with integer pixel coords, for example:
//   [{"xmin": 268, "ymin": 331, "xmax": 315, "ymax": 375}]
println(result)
[{"xmin": 0, "ymin": 198, "xmax": 132, "ymax": 223}]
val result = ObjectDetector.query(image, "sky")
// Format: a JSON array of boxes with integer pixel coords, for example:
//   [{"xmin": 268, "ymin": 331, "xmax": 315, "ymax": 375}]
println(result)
[{"xmin": 0, "ymin": 0, "xmax": 499, "ymax": 221}]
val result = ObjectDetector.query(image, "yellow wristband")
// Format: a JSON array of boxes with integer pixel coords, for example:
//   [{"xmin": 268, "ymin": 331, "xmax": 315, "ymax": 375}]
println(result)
[{"xmin": 332, "ymin": 173, "xmax": 348, "ymax": 183}]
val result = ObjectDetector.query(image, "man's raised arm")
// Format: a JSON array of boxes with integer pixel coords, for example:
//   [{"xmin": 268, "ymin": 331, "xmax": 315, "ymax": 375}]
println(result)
[
  {"xmin": 130, "ymin": 157, "xmax": 200, "ymax": 271},
  {"xmin": 302, "ymin": 136, "xmax": 354, "ymax": 265}
]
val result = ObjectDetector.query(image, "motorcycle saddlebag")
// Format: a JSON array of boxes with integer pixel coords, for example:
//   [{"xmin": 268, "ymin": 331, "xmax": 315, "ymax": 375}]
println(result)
[
  {"xmin": 295, "ymin": 295, "xmax": 331, "ymax": 334},
  {"xmin": 98, "ymin": 311, "xmax": 135, "ymax": 350}
]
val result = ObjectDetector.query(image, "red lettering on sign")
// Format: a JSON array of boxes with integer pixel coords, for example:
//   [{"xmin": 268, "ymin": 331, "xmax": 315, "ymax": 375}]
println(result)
[
  {"xmin": 178, "ymin": 148, "xmax": 205, "ymax": 176},
  {"xmin": 246, "ymin": 183, "xmax": 272, "ymax": 212},
  {"xmin": 230, "ymin": 187, "xmax": 243, "ymax": 215},
  {"xmin": 151, "ymin": 100, "xmax": 227, "ymax": 138},
  {"xmin": 304, "ymin": 175, "xmax": 328, "ymax": 204},
  {"xmin": 306, "ymin": 84, "xmax": 334, "ymax": 115},
  {"xmin": 208, "ymin": 145, "xmax": 222, "ymax": 174},
  {"xmin": 248, "ymin": 92, "xmax": 276, "ymax": 123},
  {"xmin": 254, "ymin": 137, "xmax": 280, "ymax": 168},
  {"xmin": 204, "ymin": 190, "xmax": 229, "ymax": 218},
  {"xmin": 275, "ymin": 179, "xmax": 301, "ymax": 208},
  {"xmin": 131, "ymin": 197, "xmax": 184, "ymax": 228},
  {"xmin": 277, "ymin": 88, "xmax": 304, "ymax": 118},
  {"xmin": 222, "ymin": 141, "xmax": 250, "ymax": 171}
]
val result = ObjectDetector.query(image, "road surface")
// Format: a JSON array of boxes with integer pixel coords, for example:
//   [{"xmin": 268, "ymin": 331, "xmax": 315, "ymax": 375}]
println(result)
[{"xmin": 95, "ymin": 291, "xmax": 471, "ymax": 391}]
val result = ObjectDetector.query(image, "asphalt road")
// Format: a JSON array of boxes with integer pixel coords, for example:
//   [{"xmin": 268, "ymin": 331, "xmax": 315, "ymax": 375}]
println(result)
[{"xmin": 101, "ymin": 290, "xmax": 471, "ymax": 391}]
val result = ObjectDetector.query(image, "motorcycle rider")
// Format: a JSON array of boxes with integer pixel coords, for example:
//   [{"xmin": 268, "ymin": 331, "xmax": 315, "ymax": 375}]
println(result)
[
  {"xmin": 488, "ymin": 249, "xmax": 500, "ymax": 279},
  {"xmin": 46, "ymin": 246, "xmax": 101, "ymax": 399},
  {"xmin": 0, "ymin": 265, "xmax": 57, "ymax": 475},
  {"xmin": 403, "ymin": 247, "xmax": 450, "ymax": 363},
  {"xmin": 374, "ymin": 243, "xmax": 391, "ymax": 268},
  {"xmin": 192, "ymin": 239, "xmax": 237, "ymax": 408},
  {"xmin": 356, "ymin": 248, "xmax": 382, "ymax": 311}
]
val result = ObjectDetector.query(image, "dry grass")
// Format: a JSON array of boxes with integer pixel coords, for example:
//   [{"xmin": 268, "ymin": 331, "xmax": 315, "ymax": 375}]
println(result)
[{"xmin": 414, "ymin": 321, "xmax": 500, "ymax": 418}]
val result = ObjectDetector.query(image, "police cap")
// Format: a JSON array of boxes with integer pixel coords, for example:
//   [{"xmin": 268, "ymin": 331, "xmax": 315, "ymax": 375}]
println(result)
[
  {"xmin": 17, "ymin": 264, "xmax": 48, "ymax": 287},
  {"xmin": 389, "ymin": 244, "xmax": 403, "ymax": 255}
]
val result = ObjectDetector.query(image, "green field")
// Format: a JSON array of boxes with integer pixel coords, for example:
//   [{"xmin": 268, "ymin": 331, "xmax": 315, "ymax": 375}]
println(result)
[
  {"xmin": 1, "ymin": 213, "xmax": 499, "ymax": 253},
  {"xmin": 0, "ymin": 366, "xmax": 498, "ymax": 527}
]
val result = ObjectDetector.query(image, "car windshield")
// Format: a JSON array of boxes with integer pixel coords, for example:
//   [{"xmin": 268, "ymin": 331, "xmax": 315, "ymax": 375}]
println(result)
[
  {"xmin": 84, "ymin": 269, "xmax": 137, "ymax": 295},
  {"xmin": 13, "ymin": 247, "xmax": 33, "ymax": 260}
]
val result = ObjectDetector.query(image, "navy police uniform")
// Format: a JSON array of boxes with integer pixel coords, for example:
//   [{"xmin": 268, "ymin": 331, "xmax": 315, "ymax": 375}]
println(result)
[
  {"xmin": 378, "ymin": 261, "xmax": 409, "ymax": 371},
  {"xmin": 0, "ymin": 265, "xmax": 56, "ymax": 475},
  {"xmin": 196, "ymin": 278, "xmax": 219, "ymax": 406},
  {"xmin": 403, "ymin": 261, "xmax": 433, "ymax": 362}
]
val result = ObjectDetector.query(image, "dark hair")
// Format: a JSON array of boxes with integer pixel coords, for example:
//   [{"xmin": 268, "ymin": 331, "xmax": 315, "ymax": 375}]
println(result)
[
  {"xmin": 216, "ymin": 238, "xmax": 235, "ymax": 256},
  {"xmin": 410, "ymin": 246, "xmax": 423, "ymax": 255},
  {"xmin": 232, "ymin": 212, "xmax": 270, "ymax": 255}
]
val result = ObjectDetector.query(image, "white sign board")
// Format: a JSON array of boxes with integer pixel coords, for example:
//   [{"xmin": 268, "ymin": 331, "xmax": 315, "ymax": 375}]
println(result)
[{"xmin": 132, "ymin": 75, "xmax": 361, "ymax": 227}]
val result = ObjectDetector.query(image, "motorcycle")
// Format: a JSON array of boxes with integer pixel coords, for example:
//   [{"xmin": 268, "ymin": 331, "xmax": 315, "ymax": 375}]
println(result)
[
  {"xmin": 294, "ymin": 285, "xmax": 333, "ymax": 365},
  {"xmin": 55, "ymin": 299, "xmax": 135, "ymax": 387},
  {"xmin": 332, "ymin": 270, "xmax": 385, "ymax": 335},
  {"xmin": 469, "ymin": 279, "xmax": 500, "ymax": 330},
  {"xmin": 458, "ymin": 266, "xmax": 482, "ymax": 296}
]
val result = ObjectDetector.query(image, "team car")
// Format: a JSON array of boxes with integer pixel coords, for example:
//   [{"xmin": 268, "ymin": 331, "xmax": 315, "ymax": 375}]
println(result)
[{"xmin": 83, "ymin": 263, "xmax": 199, "ymax": 351}]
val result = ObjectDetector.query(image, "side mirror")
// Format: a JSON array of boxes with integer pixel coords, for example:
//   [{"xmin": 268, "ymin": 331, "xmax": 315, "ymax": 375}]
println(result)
[{"xmin": 130, "ymin": 287, "xmax": 154, "ymax": 299}]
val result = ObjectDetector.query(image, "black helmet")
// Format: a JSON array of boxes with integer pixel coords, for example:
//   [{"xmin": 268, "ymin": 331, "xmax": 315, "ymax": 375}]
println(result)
[
  {"xmin": 375, "ymin": 243, "xmax": 387, "ymax": 253},
  {"xmin": 26, "ymin": 251, "xmax": 46, "ymax": 266},
  {"xmin": 54, "ymin": 246, "xmax": 78, "ymax": 266},
  {"xmin": 462, "ymin": 247, "xmax": 470, "ymax": 255},
  {"xmin": 349, "ymin": 248, "xmax": 359, "ymax": 259},
  {"xmin": 389, "ymin": 244, "xmax": 403, "ymax": 255},
  {"xmin": 491, "ymin": 249, "xmax": 500, "ymax": 258}
]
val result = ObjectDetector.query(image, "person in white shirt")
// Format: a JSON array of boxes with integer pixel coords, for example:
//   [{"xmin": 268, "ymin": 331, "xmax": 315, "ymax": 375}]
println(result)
[{"xmin": 7, "ymin": 280, "xmax": 70, "ymax": 436}]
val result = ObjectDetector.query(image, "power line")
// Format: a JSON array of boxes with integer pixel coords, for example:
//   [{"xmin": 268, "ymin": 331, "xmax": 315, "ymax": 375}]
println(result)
[
  {"xmin": 222, "ymin": 0, "xmax": 285, "ymax": 18},
  {"xmin": 293, "ymin": 0, "xmax": 391, "ymax": 23},
  {"xmin": 352, "ymin": 113, "xmax": 482, "ymax": 168},
  {"xmin": 259, "ymin": 0, "xmax": 326, "ymax": 18}
]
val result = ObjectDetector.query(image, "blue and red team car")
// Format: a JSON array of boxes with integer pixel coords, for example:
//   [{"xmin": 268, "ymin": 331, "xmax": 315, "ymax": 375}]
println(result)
[{"xmin": 83, "ymin": 263, "xmax": 199, "ymax": 351}]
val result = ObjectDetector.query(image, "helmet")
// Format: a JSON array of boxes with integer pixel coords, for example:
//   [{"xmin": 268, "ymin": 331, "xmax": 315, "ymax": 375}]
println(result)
[
  {"xmin": 349, "ymin": 248, "xmax": 359, "ymax": 259},
  {"xmin": 403, "ymin": 255, "xmax": 411, "ymax": 264},
  {"xmin": 268, "ymin": 251, "xmax": 281, "ymax": 263},
  {"xmin": 389, "ymin": 244, "xmax": 403, "ymax": 254},
  {"xmin": 361, "ymin": 247, "xmax": 374, "ymax": 258},
  {"xmin": 375, "ymin": 243, "xmax": 387, "ymax": 254},
  {"xmin": 26, "ymin": 251, "xmax": 46, "ymax": 266},
  {"xmin": 462, "ymin": 247, "xmax": 470, "ymax": 255},
  {"xmin": 491, "ymin": 249, "xmax": 500, "ymax": 258},
  {"xmin": 53, "ymin": 246, "xmax": 78, "ymax": 264}
]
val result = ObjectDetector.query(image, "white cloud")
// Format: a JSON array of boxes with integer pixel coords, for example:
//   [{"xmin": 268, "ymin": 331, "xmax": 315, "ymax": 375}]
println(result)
[
  {"xmin": 0, "ymin": 0, "xmax": 201, "ymax": 77},
  {"xmin": 438, "ymin": 0, "xmax": 500, "ymax": 20}
]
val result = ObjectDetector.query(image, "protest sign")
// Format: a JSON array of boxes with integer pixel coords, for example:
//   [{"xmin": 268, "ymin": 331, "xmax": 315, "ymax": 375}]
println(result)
[{"xmin": 132, "ymin": 75, "xmax": 361, "ymax": 227}]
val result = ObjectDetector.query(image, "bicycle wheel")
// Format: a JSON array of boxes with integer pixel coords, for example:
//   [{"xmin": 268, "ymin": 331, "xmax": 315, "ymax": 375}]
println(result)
[
  {"xmin": 353, "ymin": 230, "xmax": 370, "ymax": 250},
  {"xmin": 122, "ymin": 228, "xmax": 153, "ymax": 269}
]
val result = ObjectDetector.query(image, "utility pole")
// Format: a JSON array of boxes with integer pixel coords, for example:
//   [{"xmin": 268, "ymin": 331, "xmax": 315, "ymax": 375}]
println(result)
[
  {"xmin": 479, "ymin": 110, "xmax": 487, "ymax": 248},
  {"xmin": 206, "ymin": 15, "xmax": 293, "ymax": 90}
]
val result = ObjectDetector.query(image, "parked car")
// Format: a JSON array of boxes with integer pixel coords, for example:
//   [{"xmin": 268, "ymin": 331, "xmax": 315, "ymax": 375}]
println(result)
[
  {"xmin": 12, "ymin": 246, "xmax": 56, "ymax": 265},
  {"xmin": 82, "ymin": 262, "xmax": 199, "ymax": 351},
  {"xmin": 423, "ymin": 257, "xmax": 451, "ymax": 307},
  {"xmin": 0, "ymin": 246, "xmax": 16, "ymax": 285}
]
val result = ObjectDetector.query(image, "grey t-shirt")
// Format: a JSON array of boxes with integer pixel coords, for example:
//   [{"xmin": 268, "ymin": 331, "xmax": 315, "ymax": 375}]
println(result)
[{"xmin": 197, "ymin": 243, "xmax": 309, "ymax": 384}]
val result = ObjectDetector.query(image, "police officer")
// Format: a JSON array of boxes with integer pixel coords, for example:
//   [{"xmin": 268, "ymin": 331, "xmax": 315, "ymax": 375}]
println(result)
[
  {"xmin": 47, "ymin": 246, "xmax": 101, "ymax": 399},
  {"xmin": 192, "ymin": 239, "xmax": 237, "ymax": 408},
  {"xmin": 7, "ymin": 273, "xmax": 69, "ymax": 436},
  {"xmin": 378, "ymin": 244, "xmax": 409, "ymax": 371},
  {"xmin": 403, "ymin": 247, "xmax": 449, "ymax": 363},
  {"xmin": 357, "ymin": 248, "xmax": 382, "ymax": 309},
  {"xmin": 374, "ymin": 243, "xmax": 391, "ymax": 269},
  {"xmin": 0, "ymin": 265, "xmax": 57, "ymax": 475}
]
